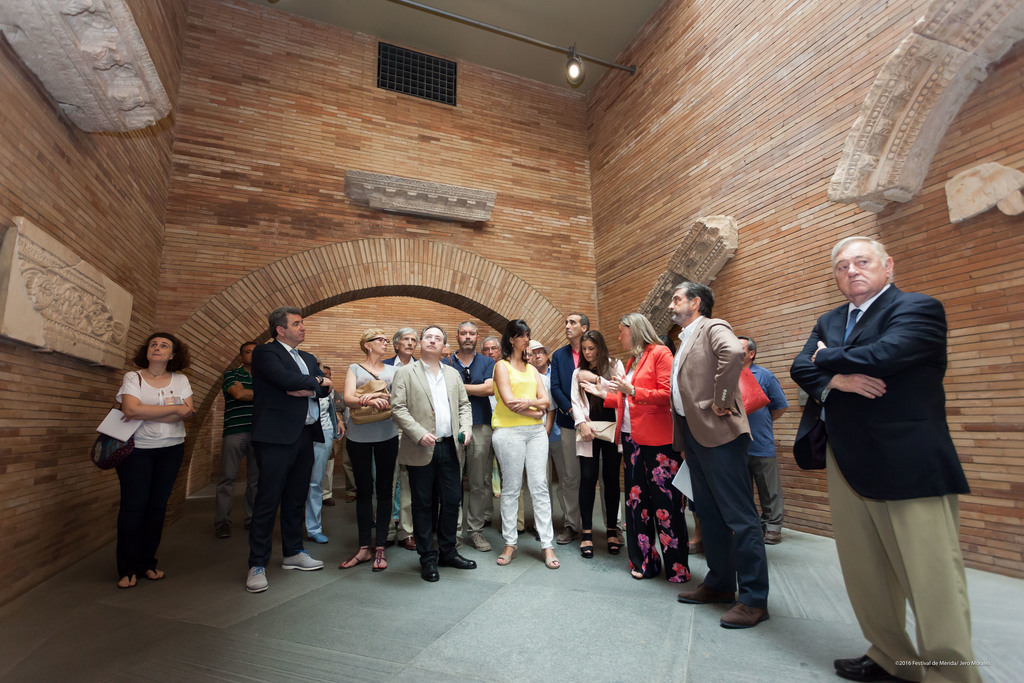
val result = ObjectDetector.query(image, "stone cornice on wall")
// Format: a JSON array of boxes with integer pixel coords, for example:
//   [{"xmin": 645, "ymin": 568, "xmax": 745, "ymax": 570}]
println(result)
[
  {"xmin": 344, "ymin": 170, "xmax": 497, "ymax": 223},
  {"xmin": 639, "ymin": 216, "xmax": 738, "ymax": 334},
  {"xmin": 828, "ymin": 0, "xmax": 1024, "ymax": 212},
  {"xmin": 0, "ymin": 0, "xmax": 171, "ymax": 131}
]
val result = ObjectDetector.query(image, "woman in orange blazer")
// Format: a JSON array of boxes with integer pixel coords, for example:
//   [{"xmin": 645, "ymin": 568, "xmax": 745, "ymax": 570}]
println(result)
[{"xmin": 586, "ymin": 313, "xmax": 690, "ymax": 582}]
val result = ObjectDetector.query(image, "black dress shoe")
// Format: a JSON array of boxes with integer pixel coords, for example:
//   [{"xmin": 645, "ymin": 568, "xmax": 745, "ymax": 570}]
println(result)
[
  {"xmin": 438, "ymin": 554, "xmax": 477, "ymax": 570},
  {"xmin": 421, "ymin": 561, "xmax": 439, "ymax": 582},
  {"xmin": 834, "ymin": 655, "xmax": 909, "ymax": 682}
]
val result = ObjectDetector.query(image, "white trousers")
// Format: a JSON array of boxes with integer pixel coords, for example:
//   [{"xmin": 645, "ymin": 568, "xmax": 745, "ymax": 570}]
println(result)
[{"xmin": 492, "ymin": 424, "xmax": 553, "ymax": 548}]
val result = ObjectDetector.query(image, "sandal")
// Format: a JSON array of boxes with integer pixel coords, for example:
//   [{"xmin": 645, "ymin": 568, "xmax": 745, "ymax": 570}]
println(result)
[
  {"xmin": 543, "ymin": 550, "xmax": 560, "ymax": 570},
  {"xmin": 630, "ymin": 568, "xmax": 645, "ymax": 580},
  {"xmin": 606, "ymin": 529, "xmax": 623, "ymax": 555},
  {"xmin": 144, "ymin": 568, "xmax": 164, "ymax": 581},
  {"xmin": 117, "ymin": 574, "xmax": 137, "ymax": 589},
  {"xmin": 339, "ymin": 545, "xmax": 371, "ymax": 569},
  {"xmin": 496, "ymin": 546, "xmax": 517, "ymax": 566},
  {"xmin": 372, "ymin": 547, "xmax": 387, "ymax": 572},
  {"xmin": 579, "ymin": 531, "xmax": 594, "ymax": 559}
]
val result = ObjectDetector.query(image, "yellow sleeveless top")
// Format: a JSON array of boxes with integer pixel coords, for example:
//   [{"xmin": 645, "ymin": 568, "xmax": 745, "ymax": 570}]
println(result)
[{"xmin": 491, "ymin": 359, "xmax": 542, "ymax": 429}]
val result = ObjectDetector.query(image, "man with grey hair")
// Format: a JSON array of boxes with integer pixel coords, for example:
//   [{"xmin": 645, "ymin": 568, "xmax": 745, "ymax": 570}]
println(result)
[
  {"xmin": 444, "ymin": 321, "xmax": 496, "ymax": 551},
  {"xmin": 246, "ymin": 306, "xmax": 333, "ymax": 593},
  {"xmin": 792, "ymin": 237, "xmax": 978, "ymax": 682},
  {"xmin": 671, "ymin": 283, "xmax": 769, "ymax": 629},
  {"xmin": 384, "ymin": 327, "xmax": 418, "ymax": 550}
]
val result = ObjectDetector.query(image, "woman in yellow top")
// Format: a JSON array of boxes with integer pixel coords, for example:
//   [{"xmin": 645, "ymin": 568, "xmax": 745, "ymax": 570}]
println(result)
[{"xmin": 491, "ymin": 319, "xmax": 559, "ymax": 569}]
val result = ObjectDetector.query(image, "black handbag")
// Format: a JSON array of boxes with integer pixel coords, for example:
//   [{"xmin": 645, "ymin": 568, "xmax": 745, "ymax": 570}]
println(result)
[{"xmin": 91, "ymin": 433, "xmax": 136, "ymax": 470}]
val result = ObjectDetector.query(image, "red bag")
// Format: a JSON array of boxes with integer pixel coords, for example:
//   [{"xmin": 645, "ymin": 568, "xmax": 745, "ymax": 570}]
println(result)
[{"xmin": 739, "ymin": 367, "xmax": 770, "ymax": 415}]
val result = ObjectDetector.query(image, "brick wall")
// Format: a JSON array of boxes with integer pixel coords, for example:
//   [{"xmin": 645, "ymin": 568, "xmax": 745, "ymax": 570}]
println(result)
[
  {"xmin": 0, "ymin": 0, "xmax": 190, "ymax": 604},
  {"xmin": 586, "ymin": 0, "xmax": 1024, "ymax": 576}
]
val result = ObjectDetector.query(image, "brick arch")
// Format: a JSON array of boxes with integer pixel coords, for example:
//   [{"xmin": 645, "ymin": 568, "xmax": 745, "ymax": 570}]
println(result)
[{"xmin": 177, "ymin": 237, "xmax": 565, "ymax": 416}]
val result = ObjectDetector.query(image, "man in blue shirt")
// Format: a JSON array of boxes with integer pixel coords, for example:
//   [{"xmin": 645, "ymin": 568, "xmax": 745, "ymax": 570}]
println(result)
[
  {"xmin": 444, "ymin": 321, "xmax": 496, "ymax": 552},
  {"xmin": 737, "ymin": 336, "xmax": 789, "ymax": 544}
]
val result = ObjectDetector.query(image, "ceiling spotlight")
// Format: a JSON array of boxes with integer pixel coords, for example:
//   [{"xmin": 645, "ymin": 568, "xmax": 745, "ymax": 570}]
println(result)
[{"xmin": 566, "ymin": 44, "xmax": 584, "ymax": 87}]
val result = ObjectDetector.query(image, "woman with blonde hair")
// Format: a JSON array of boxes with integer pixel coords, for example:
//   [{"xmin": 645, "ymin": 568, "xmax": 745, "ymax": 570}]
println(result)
[
  {"xmin": 491, "ymin": 319, "xmax": 559, "ymax": 569},
  {"xmin": 340, "ymin": 328, "xmax": 398, "ymax": 572},
  {"xmin": 588, "ymin": 313, "xmax": 689, "ymax": 582}
]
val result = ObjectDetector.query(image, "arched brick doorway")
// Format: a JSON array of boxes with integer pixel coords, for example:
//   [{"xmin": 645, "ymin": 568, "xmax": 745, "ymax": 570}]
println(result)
[{"xmin": 172, "ymin": 237, "xmax": 566, "ymax": 499}]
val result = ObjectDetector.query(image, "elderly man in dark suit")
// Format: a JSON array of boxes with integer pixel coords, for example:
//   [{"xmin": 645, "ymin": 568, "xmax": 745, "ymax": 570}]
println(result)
[
  {"xmin": 245, "ymin": 306, "xmax": 333, "ymax": 593},
  {"xmin": 791, "ymin": 237, "xmax": 979, "ymax": 683},
  {"xmin": 670, "ymin": 282, "xmax": 770, "ymax": 629},
  {"xmin": 391, "ymin": 325, "xmax": 476, "ymax": 582}
]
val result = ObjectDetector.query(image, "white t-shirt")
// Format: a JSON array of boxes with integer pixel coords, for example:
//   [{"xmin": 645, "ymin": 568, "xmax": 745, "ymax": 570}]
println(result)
[{"xmin": 116, "ymin": 371, "xmax": 193, "ymax": 449}]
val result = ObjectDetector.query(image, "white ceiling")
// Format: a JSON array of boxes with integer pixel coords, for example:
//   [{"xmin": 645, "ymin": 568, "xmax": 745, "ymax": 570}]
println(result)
[{"xmin": 245, "ymin": 0, "xmax": 665, "ymax": 92}]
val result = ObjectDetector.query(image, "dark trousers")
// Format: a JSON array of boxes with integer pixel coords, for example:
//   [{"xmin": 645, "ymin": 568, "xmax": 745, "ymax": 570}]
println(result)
[
  {"xmin": 682, "ymin": 419, "xmax": 769, "ymax": 607},
  {"xmin": 622, "ymin": 433, "xmax": 690, "ymax": 582},
  {"xmin": 248, "ymin": 426, "xmax": 316, "ymax": 568},
  {"xmin": 407, "ymin": 437, "xmax": 461, "ymax": 565},
  {"xmin": 578, "ymin": 438, "xmax": 622, "ymax": 530},
  {"xmin": 347, "ymin": 436, "xmax": 399, "ymax": 547},
  {"xmin": 115, "ymin": 443, "xmax": 184, "ymax": 578}
]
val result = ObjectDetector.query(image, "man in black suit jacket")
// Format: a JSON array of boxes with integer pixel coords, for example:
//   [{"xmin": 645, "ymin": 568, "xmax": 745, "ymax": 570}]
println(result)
[
  {"xmin": 791, "ymin": 237, "xmax": 979, "ymax": 683},
  {"xmin": 245, "ymin": 306, "xmax": 333, "ymax": 593}
]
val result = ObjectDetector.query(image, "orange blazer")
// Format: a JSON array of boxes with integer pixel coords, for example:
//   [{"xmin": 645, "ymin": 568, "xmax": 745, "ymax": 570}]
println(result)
[{"xmin": 604, "ymin": 344, "xmax": 674, "ymax": 446}]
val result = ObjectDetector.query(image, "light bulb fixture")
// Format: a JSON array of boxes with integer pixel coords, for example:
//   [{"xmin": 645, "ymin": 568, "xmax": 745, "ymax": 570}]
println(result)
[
  {"xmin": 566, "ymin": 44, "xmax": 585, "ymax": 87},
  {"xmin": 386, "ymin": 0, "xmax": 635, "ymax": 88}
]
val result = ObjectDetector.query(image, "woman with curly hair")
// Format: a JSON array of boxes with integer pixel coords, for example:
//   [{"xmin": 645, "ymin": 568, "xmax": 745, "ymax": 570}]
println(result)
[{"xmin": 115, "ymin": 332, "xmax": 194, "ymax": 589}]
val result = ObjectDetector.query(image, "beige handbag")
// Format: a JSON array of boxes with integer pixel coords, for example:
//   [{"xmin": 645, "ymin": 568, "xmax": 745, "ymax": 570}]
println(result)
[
  {"xmin": 576, "ymin": 420, "xmax": 616, "ymax": 443},
  {"xmin": 350, "ymin": 367, "xmax": 391, "ymax": 425}
]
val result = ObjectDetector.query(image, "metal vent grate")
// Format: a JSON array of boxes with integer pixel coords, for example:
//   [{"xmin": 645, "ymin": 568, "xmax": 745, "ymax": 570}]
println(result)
[{"xmin": 377, "ymin": 42, "xmax": 457, "ymax": 106}]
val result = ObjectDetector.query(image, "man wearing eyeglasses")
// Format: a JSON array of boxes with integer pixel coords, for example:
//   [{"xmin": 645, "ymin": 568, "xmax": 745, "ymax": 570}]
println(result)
[
  {"xmin": 443, "ymin": 321, "xmax": 496, "ymax": 552},
  {"xmin": 392, "ymin": 325, "xmax": 476, "ymax": 581},
  {"xmin": 384, "ymin": 327, "xmax": 419, "ymax": 550}
]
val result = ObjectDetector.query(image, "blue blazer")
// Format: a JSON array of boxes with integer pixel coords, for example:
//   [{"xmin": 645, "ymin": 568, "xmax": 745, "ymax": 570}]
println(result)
[
  {"xmin": 251, "ymin": 341, "xmax": 330, "ymax": 446},
  {"xmin": 790, "ymin": 286, "xmax": 969, "ymax": 500},
  {"xmin": 549, "ymin": 344, "xmax": 578, "ymax": 430}
]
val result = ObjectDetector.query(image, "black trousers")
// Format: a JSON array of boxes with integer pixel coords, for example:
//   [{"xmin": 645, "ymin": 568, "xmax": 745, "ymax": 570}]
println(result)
[
  {"xmin": 578, "ymin": 438, "xmax": 622, "ymax": 530},
  {"xmin": 115, "ymin": 443, "xmax": 184, "ymax": 578},
  {"xmin": 248, "ymin": 425, "xmax": 316, "ymax": 568},
  {"xmin": 406, "ymin": 437, "xmax": 461, "ymax": 565},
  {"xmin": 347, "ymin": 436, "xmax": 399, "ymax": 547}
]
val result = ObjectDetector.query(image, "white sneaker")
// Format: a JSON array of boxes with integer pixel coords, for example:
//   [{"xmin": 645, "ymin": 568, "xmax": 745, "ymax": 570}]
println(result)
[
  {"xmin": 246, "ymin": 566, "xmax": 268, "ymax": 593},
  {"xmin": 282, "ymin": 551, "xmax": 324, "ymax": 571}
]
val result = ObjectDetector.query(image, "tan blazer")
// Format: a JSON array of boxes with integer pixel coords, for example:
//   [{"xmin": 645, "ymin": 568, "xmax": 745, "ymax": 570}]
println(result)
[
  {"xmin": 671, "ymin": 317, "xmax": 751, "ymax": 449},
  {"xmin": 391, "ymin": 360, "xmax": 473, "ymax": 467}
]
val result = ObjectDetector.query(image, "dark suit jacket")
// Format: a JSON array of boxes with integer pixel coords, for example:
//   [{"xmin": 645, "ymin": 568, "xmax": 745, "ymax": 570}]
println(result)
[
  {"xmin": 670, "ymin": 317, "xmax": 749, "ymax": 450},
  {"xmin": 790, "ymin": 285, "xmax": 969, "ymax": 500},
  {"xmin": 549, "ymin": 344, "xmax": 578, "ymax": 430},
  {"xmin": 251, "ymin": 340, "xmax": 330, "ymax": 446}
]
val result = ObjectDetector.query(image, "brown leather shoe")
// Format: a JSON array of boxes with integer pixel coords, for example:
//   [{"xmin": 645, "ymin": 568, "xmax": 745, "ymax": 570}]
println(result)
[
  {"xmin": 677, "ymin": 583, "xmax": 736, "ymax": 604},
  {"xmin": 764, "ymin": 530, "xmax": 782, "ymax": 545},
  {"xmin": 720, "ymin": 602, "xmax": 769, "ymax": 629},
  {"xmin": 401, "ymin": 537, "xmax": 416, "ymax": 551}
]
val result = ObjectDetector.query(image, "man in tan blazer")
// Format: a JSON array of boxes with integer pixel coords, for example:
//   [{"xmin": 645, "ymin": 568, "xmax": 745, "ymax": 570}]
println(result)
[
  {"xmin": 391, "ymin": 325, "xmax": 476, "ymax": 582},
  {"xmin": 670, "ymin": 282, "xmax": 770, "ymax": 629}
]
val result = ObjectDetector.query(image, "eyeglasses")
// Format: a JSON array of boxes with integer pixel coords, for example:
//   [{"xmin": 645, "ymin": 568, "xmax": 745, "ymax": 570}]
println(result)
[
  {"xmin": 371, "ymin": 337, "xmax": 390, "ymax": 345},
  {"xmin": 463, "ymin": 367, "xmax": 472, "ymax": 382}
]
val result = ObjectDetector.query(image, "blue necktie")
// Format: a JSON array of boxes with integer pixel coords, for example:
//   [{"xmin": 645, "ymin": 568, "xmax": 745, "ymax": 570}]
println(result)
[
  {"xmin": 844, "ymin": 308, "xmax": 861, "ymax": 342},
  {"xmin": 289, "ymin": 347, "xmax": 319, "ymax": 425}
]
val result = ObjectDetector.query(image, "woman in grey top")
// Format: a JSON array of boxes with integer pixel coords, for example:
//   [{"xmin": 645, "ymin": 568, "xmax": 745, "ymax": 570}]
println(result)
[{"xmin": 339, "ymin": 328, "xmax": 399, "ymax": 572}]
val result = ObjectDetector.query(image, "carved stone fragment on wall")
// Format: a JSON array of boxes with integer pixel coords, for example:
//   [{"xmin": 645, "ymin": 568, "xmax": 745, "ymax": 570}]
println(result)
[
  {"xmin": 345, "ymin": 170, "xmax": 497, "ymax": 223},
  {"xmin": 946, "ymin": 162, "xmax": 1024, "ymax": 222},
  {"xmin": 0, "ymin": 0, "xmax": 171, "ymax": 131},
  {"xmin": 0, "ymin": 217, "xmax": 133, "ymax": 367},
  {"xmin": 829, "ymin": 0, "xmax": 1024, "ymax": 212},
  {"xmin": 638, "ymin": 216, "xmax": 738, "ymax": 335}
]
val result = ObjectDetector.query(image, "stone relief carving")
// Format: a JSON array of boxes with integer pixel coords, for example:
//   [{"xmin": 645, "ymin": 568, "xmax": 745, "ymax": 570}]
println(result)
[
  {"xmin": 946, "ymin": 162, "xmax": 1024, "ymax": 222},
  {"xmin": 0, "ymin": 217, "xmax": 133, "ymax": 367},
  {"xmin": 345, "ymin": 170, "xmax": 497, "ymax": 223},
  {"xmin": 638, "ymin": 216, "xmax": 738, "ymax": 335},
  {"xmin": 829, "ymin": 0, "xmax": 1024, "ymax": 212},
  {"xmin": 0, "ymin": 0, "xmax": 171, "ymax": 131}
]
